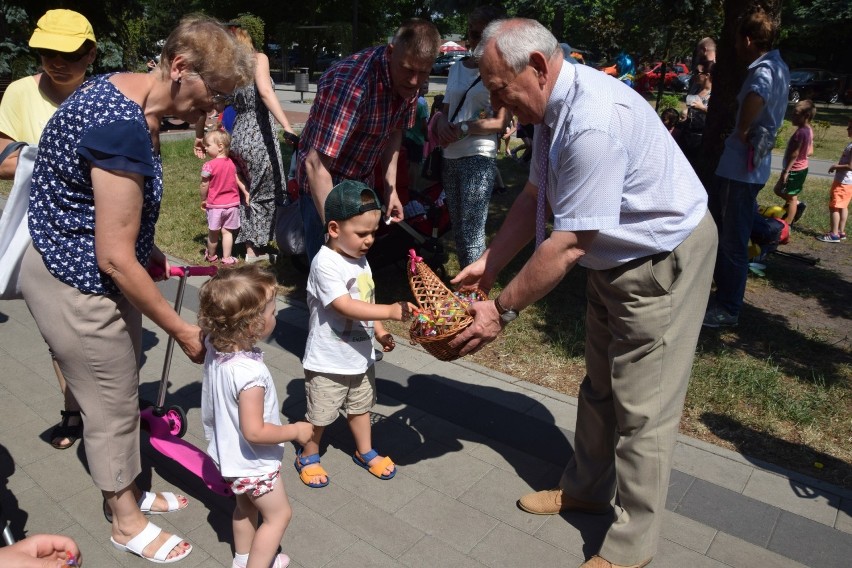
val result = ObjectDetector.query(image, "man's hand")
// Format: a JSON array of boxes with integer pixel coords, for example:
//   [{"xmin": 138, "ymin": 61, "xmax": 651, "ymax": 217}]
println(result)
[
  {"xmin": 450, "ymin": 257, "xmax": 494, "ymax": 294},
  {"xmin": 384, "ymin": 191, "xmax": 405, "ymax": 223},
  {"xmin": 193, "ymin": 137, "xmax": 205, "ymax": 159},
  {"xmin": 448, "ymin": 300, "xmax": 503, "ymax": 356}
]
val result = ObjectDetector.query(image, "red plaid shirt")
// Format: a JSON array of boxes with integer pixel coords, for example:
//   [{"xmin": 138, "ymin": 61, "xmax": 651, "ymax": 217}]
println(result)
[{"xmin": 297, "ymin": 45, "xmax": 417, "ymax": 194}]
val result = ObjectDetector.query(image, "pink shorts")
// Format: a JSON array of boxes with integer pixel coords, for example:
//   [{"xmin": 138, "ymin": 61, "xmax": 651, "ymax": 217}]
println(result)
[
  {"xmin": 829, "ymin": 181, "xmax": 852, "ymax": 209},
  {"xmin": 207, "ymin": 206, "xmax": 241, "ymax": 231},
  {"xmin": 224, "ymin": 467, "xmax": 280, "ymax": 497}
]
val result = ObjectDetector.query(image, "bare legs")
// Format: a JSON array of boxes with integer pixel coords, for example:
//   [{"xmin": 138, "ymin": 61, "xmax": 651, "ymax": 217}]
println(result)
[
  {"xmin": 232, "ymin": 478, "xmax": 292, "ymax": 568},
  {"xmin": 50, "ymin": 357, "xmax": 81, "ymax": 448},
  {"xmin": 349, "ymin": 413, "xmax": 394, "ymax": 477},
  {"xmin": 207, "ymin": 228, "xmax": 236, "ymax": 260}
]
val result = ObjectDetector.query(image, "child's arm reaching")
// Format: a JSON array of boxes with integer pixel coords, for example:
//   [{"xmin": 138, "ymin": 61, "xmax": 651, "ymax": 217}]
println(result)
[
  {"xmin": 238, "ymin": 386, "xmax": 313, "ymax": 445},
  {"xmin": 329, "ymin": 296, "xmax": 416, "ymax": 323}
]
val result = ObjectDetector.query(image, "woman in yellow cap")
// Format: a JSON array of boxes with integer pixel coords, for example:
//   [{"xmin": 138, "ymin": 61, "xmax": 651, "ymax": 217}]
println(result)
[{"xmin": 0, "ymin": 9, "xmax": 97, "ymax": 451}]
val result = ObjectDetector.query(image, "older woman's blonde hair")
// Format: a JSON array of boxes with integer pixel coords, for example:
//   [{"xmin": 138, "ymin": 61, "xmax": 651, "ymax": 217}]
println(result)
[
  {"xmin": 160, "ymin": 14, "xmax": 254, "ymax": 89},
  {"xmin": 198, "ymin": 265, "xmax": 277, "ymax": 353}
]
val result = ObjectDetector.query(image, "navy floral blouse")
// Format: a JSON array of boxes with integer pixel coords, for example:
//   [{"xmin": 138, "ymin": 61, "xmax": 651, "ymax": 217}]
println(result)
[{"xmin": 28, "ymin": 74, "xmax": 162, "ymax": 295}]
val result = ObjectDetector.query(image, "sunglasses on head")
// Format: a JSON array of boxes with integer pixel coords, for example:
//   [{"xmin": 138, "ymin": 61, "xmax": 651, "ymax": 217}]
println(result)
[{"xmin": 35, "ymin": 47, "xmax": 91, "ymax": 63}]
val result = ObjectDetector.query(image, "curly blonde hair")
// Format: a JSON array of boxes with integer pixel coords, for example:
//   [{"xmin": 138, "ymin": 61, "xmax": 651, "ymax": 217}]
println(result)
[
  {"xmin": 198, "ymin": 265, "xmax": 277, "ymax": 352},
  {"xmin": 160, "ymin": 14, "xmax": 255, "ymax": 89}
]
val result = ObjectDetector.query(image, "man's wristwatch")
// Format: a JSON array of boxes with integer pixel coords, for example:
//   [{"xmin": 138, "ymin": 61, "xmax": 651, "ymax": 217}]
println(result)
[
  {"xmin": 459, "ymin": 121, "xmax": 470, "ymax": 137},
  {"xmin": 494, "ymin": 295, "xmax": 518, "ymax": 324}
]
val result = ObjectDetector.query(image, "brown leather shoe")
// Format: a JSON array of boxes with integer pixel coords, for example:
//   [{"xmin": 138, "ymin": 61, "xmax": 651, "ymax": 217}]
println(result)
[
  {"xmin": 517, "ymin": 488, "xmax": 611, "ymax": 515},
  {"xmin": 579, "ymin": 554, "xmax": 652, "ymax": 568}
]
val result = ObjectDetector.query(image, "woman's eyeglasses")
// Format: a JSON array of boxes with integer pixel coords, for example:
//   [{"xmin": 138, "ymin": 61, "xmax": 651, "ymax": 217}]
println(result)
[
  {"xmin": 195, "ymin": 73, "xmax": 235, "ymax": 106},
  {"xmin": 35, "ymin": 47, "xmax": 91, "ymax": 63}
]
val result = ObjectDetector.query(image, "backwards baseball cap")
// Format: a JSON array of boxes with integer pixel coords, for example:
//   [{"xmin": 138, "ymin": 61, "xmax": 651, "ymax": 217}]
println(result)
[
  {"xmin": 29, "ymin": 10, "xmax": 96, "ymax": 53},
  {"xmin": 324, "ymin": 180, "xmax": 381, "ymax": 228}
]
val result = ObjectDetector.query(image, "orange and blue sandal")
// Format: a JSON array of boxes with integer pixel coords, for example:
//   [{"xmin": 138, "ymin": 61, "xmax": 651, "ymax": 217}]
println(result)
[
  {"xmin": 353, "ymin": 449, "xmax": 396, "ymax": 480},
  {"xmin": 294, "ymin": 448, "xmax": 329, "ymax": 488}
]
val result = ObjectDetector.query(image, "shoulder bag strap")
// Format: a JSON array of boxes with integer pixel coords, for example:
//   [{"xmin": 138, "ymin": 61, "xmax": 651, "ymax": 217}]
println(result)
[
  {"xmin": 449, "ymin": 75, "xmax": 482, "ymax": 124},
  {"xmin": 0, "ymin": 141, "xmax": 27, "ymax": 165}
]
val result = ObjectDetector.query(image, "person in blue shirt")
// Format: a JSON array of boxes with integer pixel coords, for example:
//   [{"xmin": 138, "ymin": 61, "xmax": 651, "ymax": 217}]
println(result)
[{"xmin": 703, "ymin": 7, "xmax": 789, "ymax": 328}]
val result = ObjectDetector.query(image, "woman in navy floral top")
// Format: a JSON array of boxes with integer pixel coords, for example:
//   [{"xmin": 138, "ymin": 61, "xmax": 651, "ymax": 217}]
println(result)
[{"xmin": 20, "ymin": 15, "xmax": 254, "ymax": 564}]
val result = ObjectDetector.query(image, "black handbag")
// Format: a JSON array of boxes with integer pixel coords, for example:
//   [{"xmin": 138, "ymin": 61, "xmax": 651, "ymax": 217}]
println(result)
[{"xmin": 421, "ymin": 76, "xmax": 482, "ymax": 182}]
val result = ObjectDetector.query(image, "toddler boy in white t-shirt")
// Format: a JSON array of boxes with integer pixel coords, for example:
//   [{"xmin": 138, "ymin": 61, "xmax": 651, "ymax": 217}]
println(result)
[{"xmin": 296, "ymin": 180, "xmax": 416, "ymax": 488}]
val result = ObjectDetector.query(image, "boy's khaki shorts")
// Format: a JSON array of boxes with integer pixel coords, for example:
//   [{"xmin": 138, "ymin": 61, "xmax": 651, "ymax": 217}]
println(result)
[{"xmin": 305, "ymin": 367, "xmax": 376, "ymax": 426}]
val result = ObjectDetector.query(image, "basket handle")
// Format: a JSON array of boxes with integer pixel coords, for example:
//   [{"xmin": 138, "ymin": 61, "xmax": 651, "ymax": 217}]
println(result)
[{"xmin": 408, "ymin": 249, "xmax": 423, "ymax": 274}]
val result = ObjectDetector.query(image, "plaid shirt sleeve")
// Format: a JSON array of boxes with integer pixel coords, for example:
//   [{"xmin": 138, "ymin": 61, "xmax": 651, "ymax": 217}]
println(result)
[{"xmin": 309, "ymin": 68, "xmax": 366, "ymax": 162}]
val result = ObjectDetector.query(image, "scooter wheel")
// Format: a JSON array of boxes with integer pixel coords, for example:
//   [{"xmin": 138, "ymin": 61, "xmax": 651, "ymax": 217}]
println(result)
[{"xmin": 165, "ymin": 405, "xmax": 188, "ymax": 438}]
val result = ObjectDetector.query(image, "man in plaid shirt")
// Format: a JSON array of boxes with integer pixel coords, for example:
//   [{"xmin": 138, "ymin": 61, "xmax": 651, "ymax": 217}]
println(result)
[{"xmin": 297, "ymin": 19, "xmax": 441, "ymax": 262}]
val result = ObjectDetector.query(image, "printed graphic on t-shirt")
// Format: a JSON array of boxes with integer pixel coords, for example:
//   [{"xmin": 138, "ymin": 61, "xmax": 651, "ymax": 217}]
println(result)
[{"xmin": 332, "ymin": 273, "xmax": 376, "ymax": 343}]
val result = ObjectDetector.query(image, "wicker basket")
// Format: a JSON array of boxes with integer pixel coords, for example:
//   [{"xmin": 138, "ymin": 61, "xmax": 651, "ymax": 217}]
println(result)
[{"xmin": 407, "ymin": 249, "xmax": 486, "ymax": 361}]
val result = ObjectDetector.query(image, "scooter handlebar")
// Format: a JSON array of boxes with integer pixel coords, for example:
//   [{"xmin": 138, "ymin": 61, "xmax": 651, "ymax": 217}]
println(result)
[{"xmin": 149, "ymin": 264, "xmax": 218, "ymax": 279}]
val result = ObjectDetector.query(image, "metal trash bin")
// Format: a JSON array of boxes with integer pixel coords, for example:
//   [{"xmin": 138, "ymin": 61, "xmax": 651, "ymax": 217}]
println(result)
[{"xmin": 293, "ymin": 67, "xmax": 309, "ymax": 101}]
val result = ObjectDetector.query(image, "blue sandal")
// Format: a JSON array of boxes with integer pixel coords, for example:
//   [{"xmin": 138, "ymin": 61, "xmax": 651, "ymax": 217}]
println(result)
[
  {"xmin": 353, "ymin": 449, "xmax": 396, "ymax": 480},
  {"xmin": 294, "ymin": 447, "xmax": 329, "ymax": 488}
]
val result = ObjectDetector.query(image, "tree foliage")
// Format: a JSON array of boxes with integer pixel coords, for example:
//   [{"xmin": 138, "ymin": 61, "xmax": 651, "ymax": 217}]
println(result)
[{"xmin": 235, "ymin": 13, "xmax": 265, "ymax": 50}]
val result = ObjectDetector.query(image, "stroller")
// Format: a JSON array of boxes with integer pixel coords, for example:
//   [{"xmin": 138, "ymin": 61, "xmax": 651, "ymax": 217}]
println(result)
[
  {"xmin": 279, "ymin": 140, "xmax": 452, "ymax": 276},
  {"xmin": 366, "ymin": 145, "xmax": 452, "ymax": 276}
]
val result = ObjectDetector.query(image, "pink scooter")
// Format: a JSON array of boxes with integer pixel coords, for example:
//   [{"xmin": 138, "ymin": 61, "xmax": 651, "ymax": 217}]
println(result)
[{"xmin": 142, "ymin": 264, "xmax": 232, "ymax": 497}]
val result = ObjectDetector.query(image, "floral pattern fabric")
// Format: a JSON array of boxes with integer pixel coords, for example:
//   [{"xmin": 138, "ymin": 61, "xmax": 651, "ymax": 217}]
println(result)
[{"xmin": 231, "ymin": 82, "xmax": 286, "ymax": 248}]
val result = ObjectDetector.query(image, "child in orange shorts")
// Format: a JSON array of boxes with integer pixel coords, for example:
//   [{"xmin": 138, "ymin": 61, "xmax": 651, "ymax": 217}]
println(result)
[{"xmin": 816, "ymin": 118, "xmax": 852, "ymax": 243}]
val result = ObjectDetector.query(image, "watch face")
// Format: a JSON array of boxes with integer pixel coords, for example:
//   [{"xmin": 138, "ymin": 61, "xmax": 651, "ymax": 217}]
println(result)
[{"xmin": 500, "ymin": 310, "xmax": 518, "ymax": 323}]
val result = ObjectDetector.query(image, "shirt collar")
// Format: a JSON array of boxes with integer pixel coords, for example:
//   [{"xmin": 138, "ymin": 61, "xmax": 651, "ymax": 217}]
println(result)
[
  {"xmin": 545, "ymin": 58, "xmax": 574, "ymax": 131},
  {"xmin": 748, "ymin": 49, "xmax": 778, "ymax": 70}
]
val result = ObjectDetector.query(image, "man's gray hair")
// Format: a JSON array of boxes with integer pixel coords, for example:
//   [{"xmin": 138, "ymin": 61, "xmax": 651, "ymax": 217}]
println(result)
[{"xmin": 474, "ymin": 18, "xmax": 560, "ymax": 74}]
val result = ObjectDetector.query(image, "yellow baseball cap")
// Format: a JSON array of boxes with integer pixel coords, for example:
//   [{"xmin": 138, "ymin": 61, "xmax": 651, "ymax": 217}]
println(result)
[{"xmin": 29, "ymin": 10, "xmax": 96, "ymax": 52}]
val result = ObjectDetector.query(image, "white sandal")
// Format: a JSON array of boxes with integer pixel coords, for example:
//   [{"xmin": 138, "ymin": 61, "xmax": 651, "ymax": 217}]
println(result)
[
  {"xmin": 138, "ymin": 491, "xmax": 187, "ymax": 515},
  {"xmin": 110, "ymin": 520, "xmax": 192, "ymax": 564},
  {"xmin": 104, "ymin": 491, "xmax": 188, "ymax": 523},
  {"xmin": 231, "ymin": 553, "xmax": 290, "ymax": 568}
]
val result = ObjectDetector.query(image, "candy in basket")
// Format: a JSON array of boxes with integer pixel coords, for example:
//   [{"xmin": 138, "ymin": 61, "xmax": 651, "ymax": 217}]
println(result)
[{"xmin": 407, "ymin": 249, "xmax": 486, "ymax": 361}]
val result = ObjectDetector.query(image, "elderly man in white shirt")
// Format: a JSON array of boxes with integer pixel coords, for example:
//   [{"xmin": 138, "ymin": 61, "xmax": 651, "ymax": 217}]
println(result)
[{"xmin": 449, "ymin": 18, "xmax": 717, "ymax": 568}]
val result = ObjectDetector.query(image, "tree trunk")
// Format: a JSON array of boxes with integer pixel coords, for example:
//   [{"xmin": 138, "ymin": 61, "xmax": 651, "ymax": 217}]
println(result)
[{"xmin": 697, "ymin": 0, "xmax": 783, "ymax": 188}]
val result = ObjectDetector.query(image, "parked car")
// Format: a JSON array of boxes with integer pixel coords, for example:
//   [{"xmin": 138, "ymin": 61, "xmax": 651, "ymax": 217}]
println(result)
[
  {"xmin": 788, "ymin": 68, "xmax": 843, "ymax": 104},
  {"xmin": 432, "ymin": 52, "xmax": 468, "ymax": 75},
  {"xmin": 315, "ymin": 52, "xmax": 341, "ymax": 72},
  {"xmin": 636, "ymin": 62, "xmax": 689, "ymax": 92}
]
